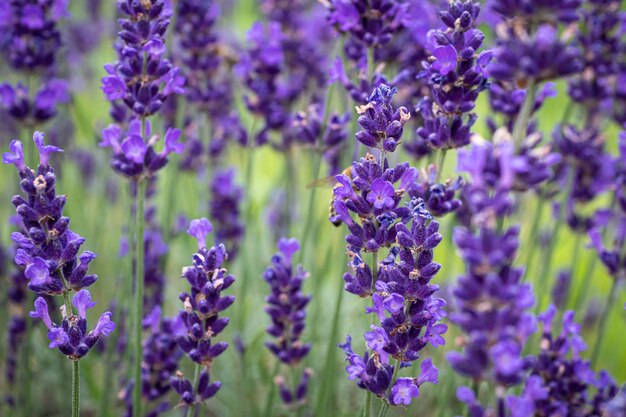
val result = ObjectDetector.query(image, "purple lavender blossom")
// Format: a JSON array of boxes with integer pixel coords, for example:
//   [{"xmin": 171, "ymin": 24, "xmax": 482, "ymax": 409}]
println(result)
[
  {"xmin": 30, "ymin": 290, "xmax": 115, "ymax": 359},
  {"xmin": 448, "ymin": 226, "xmax": 536, "ymax": 386},
  {"xmin": 101, "ymin": 0, "xmax": 184, "ymax": 119},
  {"xmin": 0, "ymin": 0, "xmax": 68, "ymax": 70},
  {"xmin": 99, "ymin": 119, "xmax": 184, "ymax": 179},
  {"xmin": 489, "ymin": 0, "xmax": 582, "ymax": 24},
  {"xmin": 490, "ymin": 25, "xmax": 583, "ymax": 85},
  {"xmin": 170, "ymin": 218, "xmax": 235, "ymax": 407},
  {"xmin": 263, "ymin": 238, "xmax": 312, "ymax": 405},
  {"xmin": 415, "ymin": 0, "xmax": 491, "ymax": 150},
  {"xmin": 3, "ymin": 132, "xmax": 101, "ymax": 295}
]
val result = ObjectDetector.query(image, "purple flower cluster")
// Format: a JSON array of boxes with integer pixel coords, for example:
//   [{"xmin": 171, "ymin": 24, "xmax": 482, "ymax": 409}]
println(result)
[
  {"xmin": 502, "ymin": 306, "xmax": 618, "ymax": 417},
  {"xmin": 490, "ymin": 25, "xmax": 583, "ymax": 85},
  {"xmin": 30, "ymin": 290, "xmax": 115, "ymax": 359},
  {"xmin": 122, "ymin": 306, "xmax": 183, "ymax": 417},
  {"xmin": 551, "ymin": 125, "xmax": 613, "ymax": 232},
  {"xmin": 101, "ymin": 0, "xmax": 184, "ymax": 119},
  {"xmin": 568, "ymin": 0, "xmax": 625, "ymax": 125},
  {"xmin": 355, "ymin": 84, "xmax": 410, "ymax": 153},
  {"xmin": 170, "ymin": 218, "xmax": 235, "ymax": 407},
  {"xmin": 3, "ymin": 133, "xmax": 99, "ymax": 295},
  {"xmin": 0, "ymin": 79, "xmax": 70, "ymax": 125},
  {"xmin": 489, "ymin": 0, "xmax": 582, "ymax": 24},
  {"xmin": 415, "ymin": 0, "xmax": 492, "ymax": 150},
  {"xmin": 209, "ymin": 168, "xmax": 245, "ymax": 260},
  {"xmin": 100, "ymin": 119, "xmax": 184, "ymax": 179},
  {"xmin": 263, "ymin": 238, "xmax": 312, "ymax": 405},
  {"xmin": 0, "ymin": 0, "xmax": 68, "ymax": 69},
  {"xmin": 448, "ymin": 226, "xmax": 536, "ymax": 385}
]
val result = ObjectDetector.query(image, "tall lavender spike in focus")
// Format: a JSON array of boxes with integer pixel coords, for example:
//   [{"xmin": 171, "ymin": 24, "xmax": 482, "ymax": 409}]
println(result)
[
  {"xmin": 415, "ymin": 0, "xmax": 492, "ymax": 151},
  {"xmin": 170, "ymin": 218, "xmax": 235, "ymax": 408},
  {"xmin": 331, "ymin": 86, "xmax": 447, "ymax": 408},
  {"xmin": 3, "ymin": 132, "xmax": 101, "ymax": 295},
  {"xmin": 210, "ymin": 168, "xmax": 245, "ymax": 260},
  {"xmin": 101, "ymin": 0, "xmax": 184, "ymax": 119},
  {"xmin": 263, "ymin": 238, "xmax": 313, "ymax": 405}
]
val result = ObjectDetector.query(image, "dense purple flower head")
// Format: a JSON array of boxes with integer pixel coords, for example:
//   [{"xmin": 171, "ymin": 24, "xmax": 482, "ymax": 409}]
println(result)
[
  {"xmin": 503, "ymin": 306, "xmax": 618, "ymax": 417},
  {"xmin": 4, "ymin": 132, "xmax": 101, "ymax": 295},
  {"xmin": 0, "ymin": 0, "xmax": 68, "ymax": 70},
  {"xmin": 30, "ymin": 290, "xmax": 115, "ymax": 359},
  {"xmin": 172, "ymin": 219, "xmax": 235, "ymax": 407},
  {"xmin": 355, "ymin": 84, "xmax": 410, "ymax": 153},
  {"xmin": 568, "ymin": 1, "xmax": 624, "ymax": 124},
  {"xmin": 210, "ymin": 168, "xmax": 245, "ymax": 260},
  {"xmin": 101, "ymin": 0, "xmax": 184, "ymax": 118},
  {"xmin": 550, "ymin": 125, "xmax": 613, "ymax": 231},
  {"xmin": 489, "ymin": 0, "xmax": 582, "ymax": 24},
  {"xmin": 448, "ymin": 226, "xmax": 536, "ymax": 386},
  {"xmin": 490, "ymin": 25, "xmax": 583, "ymax": 85},
  {"xmin": 415, "ymin": 0, "xmax": 491, "ymax": 150},
  {"xmin": 99, "ymin": 119, "xmax": 184, "ymax": 179}
]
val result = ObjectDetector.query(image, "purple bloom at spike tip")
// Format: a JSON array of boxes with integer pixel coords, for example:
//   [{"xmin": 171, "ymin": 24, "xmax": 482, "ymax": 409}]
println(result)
[
  {"xmin": 29, "ymin": 292, "xmax": 115, "ymax": 359},
  {"xmin": 4, "ymin": 132, "xmax": 101, "ymax": 295},
  {"xmin": 412, "ymin": 0, "xmax": 490, "ymax": 151},
  {"xmin": 172, "ymin": 219, "xmax": 235, "ymax": 408},
  {"xmin": 101, "ymin": 0, "xmax": 183, "ymax": 119}
]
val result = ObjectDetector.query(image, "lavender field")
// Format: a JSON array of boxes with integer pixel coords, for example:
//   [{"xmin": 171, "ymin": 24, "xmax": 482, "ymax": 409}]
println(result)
[{"xmin": 0, "ymin": 0, "xmax": 625, "ymax": 416}]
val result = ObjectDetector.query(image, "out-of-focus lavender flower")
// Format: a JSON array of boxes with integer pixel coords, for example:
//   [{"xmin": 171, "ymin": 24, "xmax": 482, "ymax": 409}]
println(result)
[
  {"xmin": 409, "ymin": 165, "xmax": 464, "ymax": 217},
  {"xmin": 503, "ymin": 306, "xmax": 618, "ymax": 417},
  {"xmin": 3, "ymin": 132, "xmax": 100, "ymax": 295},
  {"xmin": 210, "ymin": 168, "xmax": 245, "ymax": 260},
  {"xmin": 0, "ymin": 80, "xmax": 70, "ymax": 125},
  {"xmin": 289, "ymin": 104, "xmax": 350, "ymax": 176},
  {"xmin": 448, "ymin": 226, "xmax": 536, "ymax": 386},
  {"xmin": 99, "ymin": 119, "xmax": 183, "ymax": 179},
  {"xmin": 4, "ymin": 267, "xmax": 27, "ymax": 405},
  {"xmin": 489, "ymin": 0, "xmax": 582, "ymax": 24},
  {"xmin": 30, "ymin": 290, "xmax": 115, "ymax": 359},
  {"xmin": 122, "ymin": 306, "xmax": 183, "ymax": 417},
  {"xmin": 171, "ymin": 219, "xmax": 234, "ymax": 407},
  {"xmin": 101, "ymin": 0, "xmax": 184, "ymax": 119},
  {"xmin": 238, "ymin": 9, "xmax": 330, "ymax": 148},
  {"xmin": 490, "ymin": 25, "xmax": 583, "ymax": 85},
  {"xmin": 415, "ymin": 0, "xmax": 491, "ymax": 151},
  {"xmin": 263, "ymin": 238, "xmax": 312, "ymax": 405},
  {"xmin": 551, "ymin": 125, "xmax": 613, "ymax": 232},
  {"xmin": 568, "ymin": 1, "xmax": 625, "ymax": 126},
  {"xmin": 551, "ymin": 270, "xmax": 571, "ymax": 309},
  {"xmin": 457, "ymin": 130, "xmax": 559, "ymax": 228},
  {"xmin": 0, "ymin": 0, "xmax": 68, "ymax": 70}
]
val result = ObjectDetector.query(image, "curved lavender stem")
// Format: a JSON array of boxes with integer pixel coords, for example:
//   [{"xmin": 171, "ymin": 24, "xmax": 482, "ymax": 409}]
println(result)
[{"xmin": 512, "ymin": 79, "xmax": 537, "ymax": 146}]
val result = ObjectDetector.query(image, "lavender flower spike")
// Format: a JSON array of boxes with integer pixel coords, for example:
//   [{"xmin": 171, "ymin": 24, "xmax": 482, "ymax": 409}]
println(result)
[
  {"xmin": 171, "ymin": 218, "xmax": 235, "ymax": 407},
  {"xmin": 264, "ymin": 238, "xmax": 313, "ymax": 405}
]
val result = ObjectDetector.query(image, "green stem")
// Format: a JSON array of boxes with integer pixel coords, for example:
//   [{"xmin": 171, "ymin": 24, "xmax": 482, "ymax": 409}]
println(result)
[
  {"xmin": 360, "ymin": 391, "xmax": 372, "ymax": 417},
  {"xmin": 314, "ymin": 275, "xmax": 345, "ymax": 417},
  {"xmin": 72, "ymin": 360, "xmax": 80, "ymax": 417},
  {"xmin": 590, "ymin": 278, "xmax": 619, "ymax": 367},
  {"xmin": 367, "ymin": 47, "xmax": 375, "ymax": 82},
  {"xmin": 184, "ymin": 364, "xmax": 201, "ymax": 417},
  {"xmin": 561, "ymin": 232, "xmax": 581, "ymax": 308},
  {"xmin": 573, "ymin": 256, "xmax": 597, "ymax": 312},
  {"xmin": 435, "ymin": 150, "xmax": 448, "ymax": 183},
  {"xmin": 132, "ymin": 177, "xmax": 147, "ymax": 417},
  {"xmin": 521, "ymin": 197, "xmax": 544, "ymax": 282},
  {"xmin": 263, "ymin": 361, "xmax": 281, "ymax": 417},
  {"xmin": 512, "ymin": 79, "xmax": 537, "ymax": 147},
  {"xmin": 376, "ymin": 359, "xmax": 401, "ymax": 417}
]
